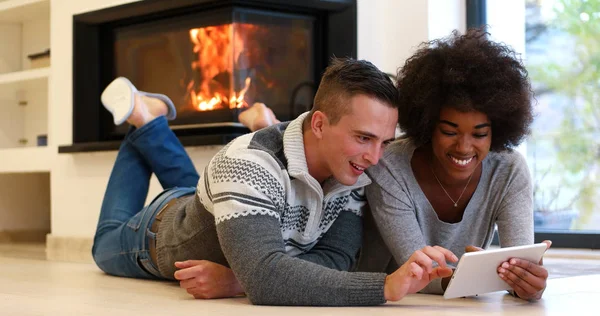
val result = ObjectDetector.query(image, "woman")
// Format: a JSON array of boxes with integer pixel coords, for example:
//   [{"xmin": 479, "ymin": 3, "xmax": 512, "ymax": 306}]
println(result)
[{"xmin": 358, "ymin": 28, "xmax": 550, "ymax": 301}]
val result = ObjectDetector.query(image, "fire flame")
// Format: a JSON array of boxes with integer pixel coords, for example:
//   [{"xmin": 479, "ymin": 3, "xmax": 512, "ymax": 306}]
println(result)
[{"xmin": 188, "ymin": 24, "xmax": 254, "ymax": 111}]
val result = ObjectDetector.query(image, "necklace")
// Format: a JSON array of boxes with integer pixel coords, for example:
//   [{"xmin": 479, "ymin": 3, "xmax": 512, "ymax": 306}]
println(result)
[{"xmin": 430, "ymin": 164, "xmax": 475, "ymax": 207}]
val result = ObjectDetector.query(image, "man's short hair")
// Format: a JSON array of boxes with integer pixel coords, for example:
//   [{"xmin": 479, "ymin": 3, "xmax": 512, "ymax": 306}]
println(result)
[{"xmin": 309, "ymin": 58, "xmax": 398, "ymax": 124}]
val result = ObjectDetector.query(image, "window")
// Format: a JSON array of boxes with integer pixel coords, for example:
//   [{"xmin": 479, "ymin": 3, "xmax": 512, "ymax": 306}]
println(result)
[{"xmin": 468, "ymin": 0, "xmax": 600, "ymax": 248}]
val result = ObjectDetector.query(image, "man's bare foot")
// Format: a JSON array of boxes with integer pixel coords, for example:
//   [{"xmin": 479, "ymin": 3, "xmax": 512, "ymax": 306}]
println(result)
[
  {"xmin": 127, "ymin": 94, "xmax": 169, "ymax": 128},
  {"xmin": 238, "ymin": 103, "xmax": 280, "ymax": 132},
  {"xmin": 141, "ymin": 94, "xmax": 169, "ymax": 118}
]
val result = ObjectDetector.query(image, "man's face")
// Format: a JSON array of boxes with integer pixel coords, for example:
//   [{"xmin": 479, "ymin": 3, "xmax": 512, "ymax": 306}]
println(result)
[
  {"xmin": 316, "ymin": 94, "xmax": 398, "ymax": 186},
  {"xmin": 431, "ymin": 107, "xmax": 492, "ymax": 182}
]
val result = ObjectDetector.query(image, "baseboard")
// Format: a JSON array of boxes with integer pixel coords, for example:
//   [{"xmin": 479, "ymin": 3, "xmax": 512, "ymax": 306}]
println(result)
[
  {"xmin": 46, "ymin": 234, "xmax": 94, "ymax": 263},
  {"xmin": 544, "ymin": 248, "xmax": 600, "ymax": 260},
  {"xmin": 0, "ymin": 230, "xmax": 48, "ymax": 243}
]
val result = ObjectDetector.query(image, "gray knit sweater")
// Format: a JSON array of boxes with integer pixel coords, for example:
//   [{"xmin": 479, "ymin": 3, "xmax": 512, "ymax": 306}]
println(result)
[
  {"xmin": 156, "ymin": 113, "xmax": 388, "ymax": 306},
  {"xmin": 357, "ymin": 138, "xmax": 534, "ymax": 294}
]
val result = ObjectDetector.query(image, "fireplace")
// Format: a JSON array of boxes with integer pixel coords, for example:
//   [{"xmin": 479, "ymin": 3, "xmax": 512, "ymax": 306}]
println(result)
[{"xmin": 59, "ymin": 0, "xmax": 357, "ymax": 153}]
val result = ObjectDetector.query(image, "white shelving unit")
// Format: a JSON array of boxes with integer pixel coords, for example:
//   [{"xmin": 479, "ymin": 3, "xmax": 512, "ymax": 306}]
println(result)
[
  {"xmin": 0, "ymin": 146, "xmax": 53, "ymax": 173},
  {"xmin": 0, "ymin": 0, "xmax": 49, "ymax": 22},
  {"xmin": 0, "ymin": 0, "xmax": 51, "ymax": 165},
  {"xmin": 0, "ymin": 0, "xmax": 52, "ymax": 244},
  {"xmin": 0, "ymin": 67, "xmax": 50, "ymax": 85}
]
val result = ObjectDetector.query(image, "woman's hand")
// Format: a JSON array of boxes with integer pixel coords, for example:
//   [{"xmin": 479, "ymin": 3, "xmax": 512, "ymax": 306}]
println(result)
[
  {"xmin": 384, "ymin": 246, "xmax": 458, "ymax": 301},
  {"xmin": 497, "ymin": 240, "xmax": 552, "ymax": 301},
  {"xmin": 173, "ymin": 260, "xmax": 244, "ymax": 299}
]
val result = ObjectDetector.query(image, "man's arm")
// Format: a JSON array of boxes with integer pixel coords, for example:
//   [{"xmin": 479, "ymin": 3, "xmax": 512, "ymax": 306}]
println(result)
[
  {"xmin": 295, "ymin": 209, "xmax": 363, "ymax": 271},
  {"xmin": 218, "ymin": 214, "xmax": 387, "ymax": 306},
  {"xmin": 217, "ymin": 213, "xmax": 456, "ymax": 305},
  {"xmin": 173, "ymin": 210, "xmax": 363, "ymax": 299}
]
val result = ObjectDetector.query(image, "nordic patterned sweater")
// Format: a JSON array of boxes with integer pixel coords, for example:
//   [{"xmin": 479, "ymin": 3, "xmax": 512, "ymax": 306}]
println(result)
[{"xmin": 156, "ymin": 112, "xmax": 388, "ymax": 306}]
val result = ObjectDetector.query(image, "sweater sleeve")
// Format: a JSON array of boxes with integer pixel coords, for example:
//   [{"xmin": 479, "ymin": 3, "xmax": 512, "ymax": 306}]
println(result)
[
  {"xmin": 296, "ymin": 210, "xmax": 363, "ymax": 271},
  {"xmin": 365, "ymin": 177, "xmax": 427, "ymax": 270},
  {"xmin": 217, "ymin": 214, "xmax": 386, "ymax": 306},
  {"xmin": 495, "ymin": 152, "xmax": 534, "ymax": 247}
]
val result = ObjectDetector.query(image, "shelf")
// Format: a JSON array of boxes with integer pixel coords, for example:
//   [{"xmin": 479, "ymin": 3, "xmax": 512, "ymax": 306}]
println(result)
[
  {"xmin": 0, "ymin": 146, "xmax": 54, "ymax": 173},
  {"xmin": 0, "ymin": 0, "xmax": 49, "ymax": 23},
  {"xmin": 0, "ymin": 67, "xmax": 49, "ymax": 85}
]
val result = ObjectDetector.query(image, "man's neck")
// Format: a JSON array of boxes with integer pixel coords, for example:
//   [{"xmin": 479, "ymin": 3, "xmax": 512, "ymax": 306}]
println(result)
[{"xmin": 302, "ymin": 121, "xmax": 329, "ymax": 184}]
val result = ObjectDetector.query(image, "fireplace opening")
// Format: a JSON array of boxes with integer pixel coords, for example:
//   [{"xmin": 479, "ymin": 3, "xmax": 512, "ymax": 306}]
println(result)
[
  {"xmin": 62, "ymin": 0, "xmax": 357, "ymax": 153},
  {"xmin": 112, "ymin": 7, "xmax": 315, "ymax": 137}
]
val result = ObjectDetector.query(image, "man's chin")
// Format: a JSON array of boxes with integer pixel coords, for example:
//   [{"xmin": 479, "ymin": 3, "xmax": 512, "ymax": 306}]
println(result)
[{"xmin": 336, "ymin": 174, "xmax": 359, "ymax": 186}]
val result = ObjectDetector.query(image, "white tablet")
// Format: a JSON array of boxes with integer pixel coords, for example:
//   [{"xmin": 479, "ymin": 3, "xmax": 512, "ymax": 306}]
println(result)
[{"xmin": 443, "ymin": 243, "xmax": 547, "ymax": 299}]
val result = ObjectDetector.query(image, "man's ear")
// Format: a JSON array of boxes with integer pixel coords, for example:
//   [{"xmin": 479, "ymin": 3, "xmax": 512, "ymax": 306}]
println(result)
[{"xmin": 311, "ymin": 111, "xmax": 328, "ymax": 139}]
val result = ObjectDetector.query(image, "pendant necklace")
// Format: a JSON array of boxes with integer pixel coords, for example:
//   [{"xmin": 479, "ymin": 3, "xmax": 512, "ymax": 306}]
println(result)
[{"xmin": 430, "ymin": 163, "xmax": 475, "ymax": 207}]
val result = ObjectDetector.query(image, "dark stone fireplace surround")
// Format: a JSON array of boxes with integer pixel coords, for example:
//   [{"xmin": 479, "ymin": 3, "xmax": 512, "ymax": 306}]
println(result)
[{"xmin": 58, "ymin": 0, "xmax": 357, "ymax": 153}]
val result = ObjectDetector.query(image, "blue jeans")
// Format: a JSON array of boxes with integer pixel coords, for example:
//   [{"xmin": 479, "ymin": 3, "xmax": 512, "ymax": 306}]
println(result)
[{"xmin": 92, "ymin": 117, "xmax": 198, "ymax": 279}]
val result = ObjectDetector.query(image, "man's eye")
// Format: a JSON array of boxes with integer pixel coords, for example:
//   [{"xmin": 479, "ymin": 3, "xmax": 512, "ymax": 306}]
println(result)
[{"xmin": 357, "ymin": 136, "xmax": 370, "ymax": 143}]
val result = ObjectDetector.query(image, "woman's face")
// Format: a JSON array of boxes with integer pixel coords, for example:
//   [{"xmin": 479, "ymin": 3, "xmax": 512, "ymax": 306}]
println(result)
[{"xmin": 430, "ymin": 107, "xmax": 492, "ymax": 182}]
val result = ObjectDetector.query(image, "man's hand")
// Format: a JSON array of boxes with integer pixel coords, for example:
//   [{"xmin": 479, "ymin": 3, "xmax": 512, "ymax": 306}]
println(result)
[
  {"xmin": 497, "ymin": 240, "xmax": 552, "ymax": 301},
  {"xmin": 465, "ymin": 245, "xmax": 484, "ymax": 253},
  {"xmin": 173, "ymin": 260, "xmax": 244, "ymax": 299},
  {"xmin": 384, "ymin": 246, "xmax": 458, "ymax": 301}
]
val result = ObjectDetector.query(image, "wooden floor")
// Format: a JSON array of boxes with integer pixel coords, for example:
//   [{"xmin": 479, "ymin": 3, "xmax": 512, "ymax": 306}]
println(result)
[{"xmin": 1, "ymin": 243, "xmax": 599, "ymax": 315}]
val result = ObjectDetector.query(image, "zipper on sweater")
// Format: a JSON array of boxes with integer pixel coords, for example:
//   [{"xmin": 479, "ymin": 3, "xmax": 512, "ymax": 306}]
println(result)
[
  {"xmin": 305, "ymin": 182, "xmax": 367, "ymax": 239},
  {"xmin": 302, "ymin": 174, "xmax": 324, "ymax": 238}
]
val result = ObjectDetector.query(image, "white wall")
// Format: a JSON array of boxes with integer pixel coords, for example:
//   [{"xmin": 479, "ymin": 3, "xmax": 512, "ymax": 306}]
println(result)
[
  {"xmin": 486, "ymin": 0, "xmax": 527, "ymax": 156},
  {"xmin": 49, "ymin": 0, "xmax": 465, "ymax": 238},
  {"xmin": 428, "ymin": 0, "xmax": 466, "ymax": 42},
  {"xmin": 357, "ymin": 0, "xmax": 465, "ymax": 75},
  {"xmin": 486, "ymin": 0, "xmax": 526, "ymax": 56},
  {"xmin": 357, "ymin": 0, "xmax": 428, "ymax": 75}
]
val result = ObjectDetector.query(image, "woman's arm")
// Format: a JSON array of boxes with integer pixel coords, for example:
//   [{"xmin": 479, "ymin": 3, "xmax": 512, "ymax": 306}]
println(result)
[
  {"xmin": 495, "ymin": 153, "xmax": 534, "ymax": 247},
  {"xmin": 495, "ymin": 152, "xmax": 549, "ymax": 300},
  {"xmin": 365, "ymin": 181, "xmax": 427, "ymax": 267},
  {"xmin": 365, "ymin": 180, "xmax": 453, "ymax": 294}
]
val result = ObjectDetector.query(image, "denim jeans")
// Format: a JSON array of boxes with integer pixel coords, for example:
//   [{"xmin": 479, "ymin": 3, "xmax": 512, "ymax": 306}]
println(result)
[{"xmin": 92, "ymin": 117, "xmax": 198, "ymax": 279}]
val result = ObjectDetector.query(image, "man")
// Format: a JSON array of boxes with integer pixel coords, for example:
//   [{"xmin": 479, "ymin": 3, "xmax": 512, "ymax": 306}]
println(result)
[{"xmin": 92, "ymin": 58, "xmax": 457, "ymax": 306}]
